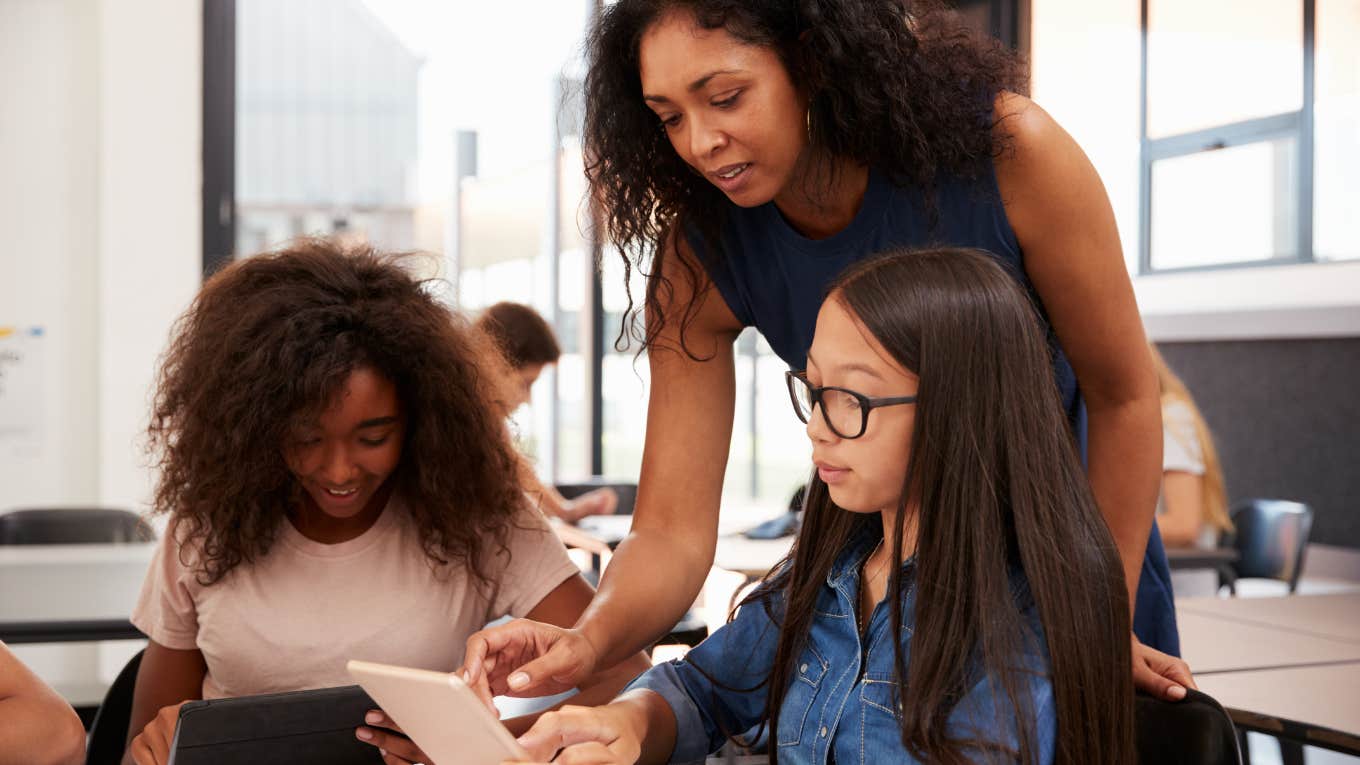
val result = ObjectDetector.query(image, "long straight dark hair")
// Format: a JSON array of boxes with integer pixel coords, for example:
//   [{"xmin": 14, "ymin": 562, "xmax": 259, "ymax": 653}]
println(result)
[{"xmin": 752, "ymin": 247, "xmax": 1134, "ymax": 764}]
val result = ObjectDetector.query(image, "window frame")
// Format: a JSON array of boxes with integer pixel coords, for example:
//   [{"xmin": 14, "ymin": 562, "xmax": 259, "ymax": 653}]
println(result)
[{"xmin": 1138, "ymin": 0, "xmax": 1317, "ymax": 275}]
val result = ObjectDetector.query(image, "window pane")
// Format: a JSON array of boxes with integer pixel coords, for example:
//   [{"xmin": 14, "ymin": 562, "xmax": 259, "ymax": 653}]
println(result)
[
  {"xmin": 724, "ymin": 330, "xmax": 758, "ymax": 504},
  {"xmin": 601, "ymin": 245, "xmax": 648, "ymax": 481},
  {"xmin": 236, "ymin": 0, "xmax": 423, "ymax": 254},
  {"xmin": 1314, "ymin": 0, "xmax": 1360, "ymax": 262},
  {"xmin": 755, "ymin": 349, "xmax": 812, "ymax": 511},
  {"xmin": 1150, "ymin": 138, "xmax": 1298, "ymax": 270},
  {"xmin": 1146, "ymin": 0, "xmax": 1301, "ymax": 139}
]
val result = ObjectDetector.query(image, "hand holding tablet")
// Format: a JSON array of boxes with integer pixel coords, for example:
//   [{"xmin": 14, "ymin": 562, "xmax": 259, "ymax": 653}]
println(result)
[{"xmin": 347, "ymin": 660, "xmax": 530, "ymax": 765}]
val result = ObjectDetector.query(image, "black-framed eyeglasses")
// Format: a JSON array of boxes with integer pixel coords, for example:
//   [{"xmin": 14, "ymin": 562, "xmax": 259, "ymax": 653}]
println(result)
[{"xmin": 785, "ymin": 370, "xmax": 917, "ymax": 440}]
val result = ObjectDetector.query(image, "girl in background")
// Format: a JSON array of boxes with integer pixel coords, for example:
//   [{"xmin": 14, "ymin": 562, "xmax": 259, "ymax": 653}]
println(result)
[
  {"xmin": 476, "ymin": 302, "xmax": 619, "ymax": 523},
  {"xmin": 1150, "ymin": 345, "xmax": 1231, "ymax": 551}
]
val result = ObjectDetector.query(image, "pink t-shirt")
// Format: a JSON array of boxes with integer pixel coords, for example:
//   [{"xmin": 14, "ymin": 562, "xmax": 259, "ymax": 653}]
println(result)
[{"xmin": 131, "ymin": 498, "xmax": 578, "ymax": 699}]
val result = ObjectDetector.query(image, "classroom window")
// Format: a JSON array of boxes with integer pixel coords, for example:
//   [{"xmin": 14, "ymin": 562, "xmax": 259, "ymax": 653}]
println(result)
[
  {"xmin": 1313, "ymin": 0, "xmax": 1360, "ymax": 263},
  {"xmin": 1140, "ymin": 0, "xmax": 1360, "ymax": 273}
]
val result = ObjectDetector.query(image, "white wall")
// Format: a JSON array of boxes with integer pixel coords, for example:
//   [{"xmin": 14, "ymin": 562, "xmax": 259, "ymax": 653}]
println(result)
[
  {"xmin": 1030, "ymin": 0, "xmax": 1360, "ymax": 341},
  {"xmin": 96, "ymin": 0, "xmax": 202, "ymax": 510},
  {"xmin": 0, "ymin": 0, "xmax": 201, "ymax": 514},
  {"xmin": 1, "ymin": 0, "xmax": 101, "ymax": 509}
]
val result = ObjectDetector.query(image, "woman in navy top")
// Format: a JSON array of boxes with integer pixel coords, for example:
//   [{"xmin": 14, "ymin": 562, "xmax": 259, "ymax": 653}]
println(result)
[
  {"xmin": 463, "ymin": 0, "xmax": 1193, "ymax": 710},
  {"xmin": 510, "ymin": 249, "xmax": 1135, "ymax": 764}
]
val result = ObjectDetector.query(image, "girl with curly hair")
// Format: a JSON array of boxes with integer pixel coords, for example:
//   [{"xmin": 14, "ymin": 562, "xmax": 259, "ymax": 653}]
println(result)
[
  {"xmin": 510, "ymin": 248, "xmax": 1136, "ymax": 764},
  {"xmin": 465, "ymin": 0, "xmax": 1193, "ymax": 714},
  {"xmin": 122, "ymin": 240, "xmax": 649, "ymax": 765}
]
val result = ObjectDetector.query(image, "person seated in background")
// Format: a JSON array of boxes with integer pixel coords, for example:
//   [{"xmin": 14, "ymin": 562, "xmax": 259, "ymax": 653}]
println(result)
[
  {"xmin": 1150, "ymin": 345, "xmax": 1232, "ymax": 551},
  {"xmin": 0, "ymin": 642, "xmax": 85, "ymax": 765},
  {"xmin": 122, "ymin": 240, "xmax": 649, "ymax": 765},
  {"xmin": 476, "ymin": 301, "xmax": 619, "ymax": 523}
]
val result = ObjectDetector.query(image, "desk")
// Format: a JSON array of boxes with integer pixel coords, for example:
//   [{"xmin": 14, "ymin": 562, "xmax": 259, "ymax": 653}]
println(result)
[
  {"xmin": 1197, "ymin": 662, "xmax": 1360, "ymax": 756},
  {"xmin": 1177, "ymin": 609, "xmax": 1360, "ymax": 675},
  {"xmin": 0, "ymin": 542, "xmax": 153, "ymax": 643},
  {"xmin": 713, "ymin": 535, "xmax": 792, "ymax": 580},
  {"xmin": 560, "ymin": 515, "xmax": 796, "ymax": 581},
  {"xmin": 1178, "ymin": 593, "xmax": 1360, "ymax": 645},
  {"xmin": 1177, "ymin": 595, "xmax": 1360, "ymax": 757}
]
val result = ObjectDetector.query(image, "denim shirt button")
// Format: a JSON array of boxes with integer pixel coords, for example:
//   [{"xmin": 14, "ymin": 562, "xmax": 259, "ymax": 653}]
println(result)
[
  {"xmin": 800, "ymin": 663, "xmax": 808, "ymax": 673},
  {"xmin": 819, "ymin": 726, "xmax": 828, "ymax": 738}
]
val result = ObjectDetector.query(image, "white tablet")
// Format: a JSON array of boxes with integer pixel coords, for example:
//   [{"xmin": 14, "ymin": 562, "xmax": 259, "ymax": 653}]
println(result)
[{"xmin": 346, "ymin": 659, "xmax": 530, "ymax": 765}]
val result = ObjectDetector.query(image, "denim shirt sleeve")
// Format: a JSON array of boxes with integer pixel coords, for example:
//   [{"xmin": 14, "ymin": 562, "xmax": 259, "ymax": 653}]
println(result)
[{"xmin": 626, "ymin": 591, "xmax": 784, "ymax": 764}]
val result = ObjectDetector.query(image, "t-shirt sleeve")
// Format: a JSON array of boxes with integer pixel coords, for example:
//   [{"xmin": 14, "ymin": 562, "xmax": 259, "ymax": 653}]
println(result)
[
  {"xmin": 683, "ymin": 221, "xmax": 753, "ymax": 328},
  {"xmin": 1161, "ymin": 399, "xmax": 1205, "ymax": 475},
  {"xmin": 129, "ymin": 521, "xmax": 202, "ymax": 650},
  {"xmin": 486, "ymin": 509, "xmax": 581, "ymax": 621}
]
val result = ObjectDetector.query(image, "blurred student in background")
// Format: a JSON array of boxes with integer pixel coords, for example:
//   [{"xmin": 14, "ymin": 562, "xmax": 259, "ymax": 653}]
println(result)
[
  {"xmin": 476, "ymin": 302, "xmax": 618, "ymax": 523},
  {"xmin": 1151, "ymin": 345, "xmax": 1233, "ymax": 597},
  {"xmin": 1151, "ymin": 345, "xmax": 1231, "ymax": 551}
]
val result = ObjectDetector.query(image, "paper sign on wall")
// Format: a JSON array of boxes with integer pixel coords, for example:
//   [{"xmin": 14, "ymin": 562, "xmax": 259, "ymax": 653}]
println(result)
[{"xmin": 0, "ymin": 326, "xmax": 44, "ymax": 456}]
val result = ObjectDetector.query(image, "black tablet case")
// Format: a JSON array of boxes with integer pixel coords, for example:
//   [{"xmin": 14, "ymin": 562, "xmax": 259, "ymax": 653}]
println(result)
[{"xmin": 167, "ymin": 685, "xmax": 386, "ymax": 764}]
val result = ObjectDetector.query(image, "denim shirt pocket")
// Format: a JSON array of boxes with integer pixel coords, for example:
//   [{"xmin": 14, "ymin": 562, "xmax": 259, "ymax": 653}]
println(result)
[
  {"xmin": 777, "ymin": 642, "xmax": 830, "ymax": 747},
  {"xmin": 860, "ymin": 674, "xmax": 908, "ymax": 759},
  {"xmin": 860, "ymin": 674, "xmax": 901, "ymax": 718}
]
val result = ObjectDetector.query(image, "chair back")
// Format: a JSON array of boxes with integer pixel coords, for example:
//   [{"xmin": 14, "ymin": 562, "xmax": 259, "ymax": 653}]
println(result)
[
  {"xmin": 555, "ymin": 480, "xmax": 638, "ymax": 515},
  {"xmin": 0, "ymin": 508, "xmax": 154, "ymax": 545},
  {"xmin": 85, "ymin": 649, "xmax": 144, "ymax": 765},
  {"xmin": 1228, "ymin": 499, "xmax": 1314, "ymax": 592},
  {"xmin": 1136, "ymin": 688, "xmax": 1242, "ymax": 765}
]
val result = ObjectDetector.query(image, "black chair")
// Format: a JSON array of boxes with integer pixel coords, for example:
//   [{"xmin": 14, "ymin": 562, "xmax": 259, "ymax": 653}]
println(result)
[
  {"xmin": 554, "ymin": 480, "xmax": 637, "ymax": 515},
  {"xmin": 85, "ymin": 648, "xmax": 144, "ymax": 765},
  {"xmin": 1136, "ymin": 688, "xmax": 1242, "ymax": 765},
  {"xmin": 1220, "ymin": 499, "xmax": 1314, "ymax": 595},
  {"xmin": 0, "ymin": 508, "xmax": 153, "ymax": 545}
]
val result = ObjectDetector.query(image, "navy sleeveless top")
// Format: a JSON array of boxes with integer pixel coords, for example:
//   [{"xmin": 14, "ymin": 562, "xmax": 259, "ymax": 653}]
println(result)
[{"xmin": 690, "ymin": 163, "xmax": 1181, "ymax": 655}]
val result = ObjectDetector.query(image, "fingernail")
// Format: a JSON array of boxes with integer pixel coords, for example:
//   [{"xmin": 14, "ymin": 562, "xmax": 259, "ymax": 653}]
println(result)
[
  {"xmin": 365, "ymin": 711, "xmax": 383, "ymax": 724},
  {"xmin": 356, "ymin": 728, "xmax": 373, "ymax": 741},
  {"xmin": 508, "ymin": 672, "xmax": 529, "ymax": 689},
  {"xmin": 462, "ymin": 669, "xmax": 471, "ymax": 683},
  {"xmin": 1170, "ymin": 685, "xmax": 1187, "ymax": 700}
]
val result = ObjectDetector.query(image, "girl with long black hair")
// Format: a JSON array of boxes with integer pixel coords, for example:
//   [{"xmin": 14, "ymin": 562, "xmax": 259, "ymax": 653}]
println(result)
[{"xmin": 509, "ymin": 247, "xmax": 1136, "ymax": 764}]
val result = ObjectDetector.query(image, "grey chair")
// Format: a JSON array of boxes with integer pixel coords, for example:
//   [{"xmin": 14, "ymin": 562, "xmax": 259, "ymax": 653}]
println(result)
[
  {"xmin": 0, "ymin": 508, "xmax": 153, "ymax": 545},
  {"xmin": 1221, "ymin": 499, "xmax": 1314, "ymax": 595}
]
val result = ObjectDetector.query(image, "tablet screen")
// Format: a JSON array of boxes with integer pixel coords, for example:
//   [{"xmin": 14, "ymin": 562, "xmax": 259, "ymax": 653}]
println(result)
[{"xmin": 347, "ymin": 659, "xmax": 529, "ymax": 765}]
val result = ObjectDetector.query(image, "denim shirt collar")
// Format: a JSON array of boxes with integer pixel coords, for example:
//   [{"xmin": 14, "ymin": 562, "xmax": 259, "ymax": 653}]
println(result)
[{"xmin": 825, "ymin": 522, "xmax": 918, "ymax": 589}]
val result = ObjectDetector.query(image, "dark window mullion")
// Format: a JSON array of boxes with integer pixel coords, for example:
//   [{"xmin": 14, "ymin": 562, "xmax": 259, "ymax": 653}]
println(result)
[
  {"xmin": 203, "ymin": 0, "xmax": 236, "ymax": 279},
  {"xmin": 1138, "ymin": 0, "xmax": 1151, "ymax": 274},
  {"xmin": 1299, "ymin": 0, "xmax": 1316, "ymax": 263}
]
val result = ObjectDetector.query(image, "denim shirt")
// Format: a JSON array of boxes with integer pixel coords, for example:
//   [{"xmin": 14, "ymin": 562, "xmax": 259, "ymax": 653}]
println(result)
[{"xmin": 628, "ymin": 531, "xmax": 1056, "ymax": 764}]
